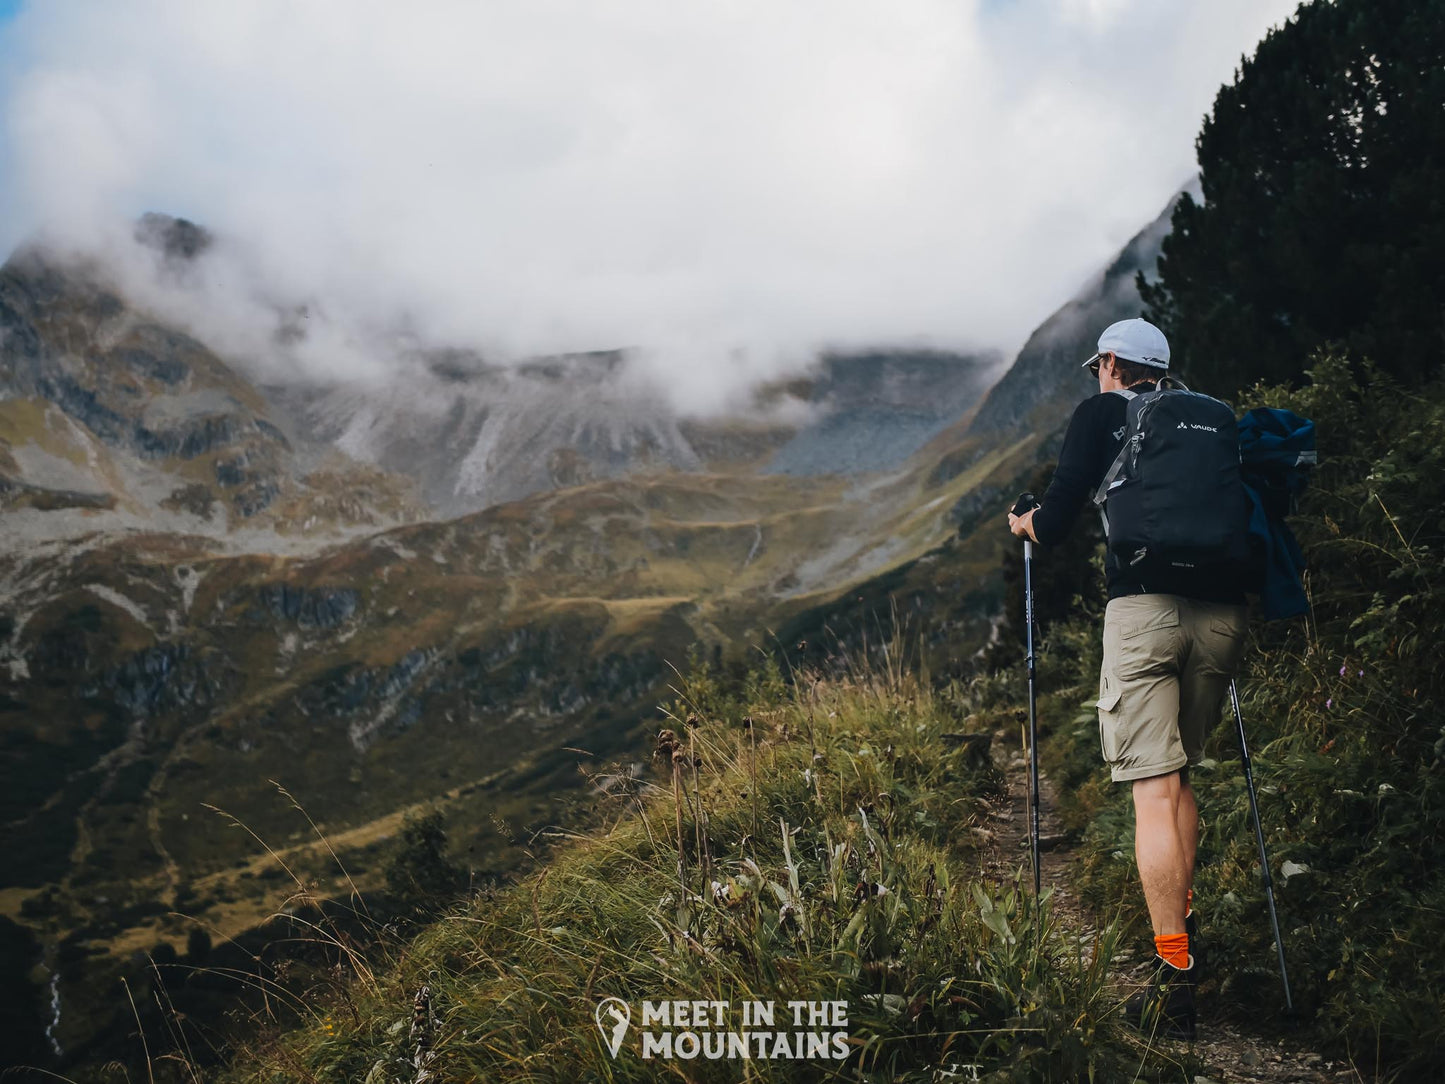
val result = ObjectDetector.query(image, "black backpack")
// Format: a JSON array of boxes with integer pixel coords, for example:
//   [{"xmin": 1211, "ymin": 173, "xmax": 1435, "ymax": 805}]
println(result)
[{"xmin": 1092, "ymin": 381, "xmax": 1252, "ymax": 574}]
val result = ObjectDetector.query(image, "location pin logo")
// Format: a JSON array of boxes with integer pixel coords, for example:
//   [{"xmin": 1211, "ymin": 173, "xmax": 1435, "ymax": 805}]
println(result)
[{"xmin": 595, "ymin": 997, "xmax": 630, "ymax": 1057}]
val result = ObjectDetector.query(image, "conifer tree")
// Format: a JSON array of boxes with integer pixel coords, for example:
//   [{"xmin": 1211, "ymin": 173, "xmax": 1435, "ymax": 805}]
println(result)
[{"xmin": 1141, "ymin": 0, "xmax": 1445, "ymax": 396}]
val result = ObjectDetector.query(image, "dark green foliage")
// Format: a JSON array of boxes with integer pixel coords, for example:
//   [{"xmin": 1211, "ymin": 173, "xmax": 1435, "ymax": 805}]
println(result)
[
  {"xmin": 1141, "ymin": 0, "xmax": 1445, "ymax": 396},
  {"xmin": 385, "ymin": 809, "xmax": 466, "ymax": 914},
  {"xmin": 1212, "ymin": 356, "xmax": 1445, "ymax": 1076},
  {"xmin": 1049, "ymin": 354, "xmax": 1445, "ymax": 1080}
]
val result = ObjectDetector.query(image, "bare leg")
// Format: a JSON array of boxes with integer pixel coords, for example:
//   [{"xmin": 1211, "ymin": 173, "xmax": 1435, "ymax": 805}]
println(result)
[
  {"xmin": 1177, "ymin": 779, "xmax": 1198, "ymax": 902},
  {"xmin": 1132, "ymin": 772, "xmax": 1188, "ymax": 937}
]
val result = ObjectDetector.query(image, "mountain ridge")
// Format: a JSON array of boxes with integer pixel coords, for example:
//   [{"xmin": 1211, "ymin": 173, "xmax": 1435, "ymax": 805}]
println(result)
[{"xmin": 0, "ymin": 194, "xmax": 1176, "ymax": 1072}]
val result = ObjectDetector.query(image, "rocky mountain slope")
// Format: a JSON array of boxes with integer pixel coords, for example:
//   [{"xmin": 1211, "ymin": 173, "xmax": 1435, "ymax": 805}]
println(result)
[
  {"xmin": 266, "ymin": 344, "xmax": 999, "ymax": 515},
  {"xmin": 965, "ymin": 181, "xmax": 1196, "ymax": 436},
  {"xmin": 0, "ymin": 438, "xmax": 1022, "ymax": 1069},
  {"xmin": 1, "ymin": 213, "xmax": 1000, "ymax": 535},
  {"xmin": 0, "ymin": 244, "xmax": 428, "ymax": 547},
  {"xmin": 767, "ymin": 185, "xmax": 1195, "ymax": 679},
  {"xmin": 0, "ymin": 191, "xmax": 1178, "ymax": 1072}
]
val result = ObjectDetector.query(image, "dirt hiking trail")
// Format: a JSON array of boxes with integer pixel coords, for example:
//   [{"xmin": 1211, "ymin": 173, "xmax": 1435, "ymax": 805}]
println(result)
[{"xmin": 975, "ymin": 737, "xmax": 1369, "ymax": 1084}]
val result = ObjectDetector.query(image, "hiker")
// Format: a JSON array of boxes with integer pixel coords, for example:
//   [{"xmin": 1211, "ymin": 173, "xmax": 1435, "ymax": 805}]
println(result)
[{"xmin": 1005, "ymin": 317, "xmax": 1248, "ymax": 1039}]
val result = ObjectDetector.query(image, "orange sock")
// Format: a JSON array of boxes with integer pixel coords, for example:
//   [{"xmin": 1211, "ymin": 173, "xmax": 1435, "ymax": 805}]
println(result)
[{"xmin": 1155, "ymin": 932, "xmax": 1190, "ymax": 970}]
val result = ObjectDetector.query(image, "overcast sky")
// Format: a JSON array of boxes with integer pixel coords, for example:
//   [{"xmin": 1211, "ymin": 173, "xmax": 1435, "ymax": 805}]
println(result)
[{"xmin": 0, "ymin": 0, "xmax": 1300, "ymax": 408}]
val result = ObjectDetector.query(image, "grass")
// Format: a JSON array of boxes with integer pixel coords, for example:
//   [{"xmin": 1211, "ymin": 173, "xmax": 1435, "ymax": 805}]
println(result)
[{"xmin": 208, "ymin": 645, "xmax": 1200, "ymax": 1084}]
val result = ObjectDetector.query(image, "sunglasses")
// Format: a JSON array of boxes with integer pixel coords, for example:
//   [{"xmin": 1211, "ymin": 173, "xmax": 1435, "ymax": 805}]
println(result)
[{"xmin": 1087, "ymin": 352, "xmax": 1111, "ymax": 378}]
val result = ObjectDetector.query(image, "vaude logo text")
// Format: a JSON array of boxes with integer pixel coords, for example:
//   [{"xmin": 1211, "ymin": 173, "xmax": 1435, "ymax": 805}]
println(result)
[
  {"xmin": 595, "ymin": 998, "xmax": 850, "ymax": 1060},
  {"xmin": 1177, "ymin": 420, "xmax": 1219, "ymax": 432}
]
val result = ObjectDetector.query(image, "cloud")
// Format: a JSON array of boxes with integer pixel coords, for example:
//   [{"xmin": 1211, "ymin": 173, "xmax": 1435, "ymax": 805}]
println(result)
[{"xmin": 0, "ymin": 0, "xmax": 1299, "ymax": 411}]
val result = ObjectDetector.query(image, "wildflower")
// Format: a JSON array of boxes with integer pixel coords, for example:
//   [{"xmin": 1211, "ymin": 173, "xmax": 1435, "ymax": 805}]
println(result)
[
  {"xmin": 1358, "ymin": 669, "xmax": 1364, "ymax": 677},
  {"xmin": 1326, "ymin": 698, "xmax": 1333, "ymax": 709},
  {"xmin": 1339, "ymin": 665, "xmax": 1347, "ymax": 676}
]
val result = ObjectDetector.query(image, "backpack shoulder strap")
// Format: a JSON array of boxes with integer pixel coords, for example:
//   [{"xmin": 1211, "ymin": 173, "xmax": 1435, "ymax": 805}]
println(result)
[
  {"xmin": 1092, "ymin": 391, "xmax": 1140, "ymax": 532},
  {"xmin": 1093, "ymin": 444, "xmax": 1130, "ymax": 511}
]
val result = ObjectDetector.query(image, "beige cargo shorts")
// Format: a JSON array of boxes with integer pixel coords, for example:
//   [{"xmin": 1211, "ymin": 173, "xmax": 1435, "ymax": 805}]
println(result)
[{"xmin": 1097, "ymin": 594, "xmax": 1248, "ymax": 782}]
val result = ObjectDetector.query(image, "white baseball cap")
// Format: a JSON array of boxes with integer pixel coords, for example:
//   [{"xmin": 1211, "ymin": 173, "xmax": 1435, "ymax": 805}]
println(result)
[{"xmin": 1083, "ymin": 317, "xmax": 1170, "ymax": 370}]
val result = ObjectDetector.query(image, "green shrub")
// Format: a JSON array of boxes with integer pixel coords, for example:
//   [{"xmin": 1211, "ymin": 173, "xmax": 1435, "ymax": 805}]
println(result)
[{"xmin": 384, "ymin": 809, "xmax": 467, "ymax": 916}]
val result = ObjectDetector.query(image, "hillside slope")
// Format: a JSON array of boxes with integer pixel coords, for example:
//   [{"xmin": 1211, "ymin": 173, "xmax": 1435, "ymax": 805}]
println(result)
[
  {"xmin": 0, "ymin": 415, "xmax": 1020, "ymax": 1071},
  {"xmin": 0, "ymin": 196, "xmax": 1172, "ymax": 1075},
  {"xmin": 965, "ymin": 182, "xmax": 1193, "ymax": 438},
  {"xmin": 215, "ymin": 359, "xmax": 1444, "ymax": 1084},
  {"xmin": 220, "ymin": 660, "xmax": 1184, "ymax": 1084},
  {"xmin": 767, "ymin": 187, "xmax": 1189, "ymax": 681}
]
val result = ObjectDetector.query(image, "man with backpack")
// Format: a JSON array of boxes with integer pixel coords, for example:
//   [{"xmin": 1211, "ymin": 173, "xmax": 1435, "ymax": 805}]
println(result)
[{"xmin": 1006, "ymin": 317, "xmax": 1250, "ymax": 1040}]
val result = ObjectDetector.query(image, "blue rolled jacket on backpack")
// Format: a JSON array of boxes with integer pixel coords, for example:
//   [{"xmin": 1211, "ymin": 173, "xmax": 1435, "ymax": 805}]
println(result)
[{"xmin": 1238, "ymin": 408, "xmax": 1316, "ymax": 620}]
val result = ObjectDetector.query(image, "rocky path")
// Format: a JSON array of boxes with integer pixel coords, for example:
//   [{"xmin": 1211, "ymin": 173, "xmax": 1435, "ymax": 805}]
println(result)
[{"xmin": 975, "ymin": 739, "xmax": 1367, "ymax": 1084}]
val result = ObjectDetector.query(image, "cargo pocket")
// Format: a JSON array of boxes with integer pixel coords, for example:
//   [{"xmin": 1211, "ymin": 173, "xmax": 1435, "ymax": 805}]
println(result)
[
  {"xmin": 1207, "ymin": 615, "xmax": 1246, "ymax": 641},
  {"xmin": 1097, "ymin": 669, "xmax": 1123, "ymax": 764},
  {"xmin": 1119, "ymin": 606, "xmax": 1181, "ymax": 641},
  {"xmin": 1107, "ymin": 597, "xmax": 1181, "ymax": 680},
  {"xmin": 1204, "ymin": 612, "xmax": 1248, "ymax": 675}
]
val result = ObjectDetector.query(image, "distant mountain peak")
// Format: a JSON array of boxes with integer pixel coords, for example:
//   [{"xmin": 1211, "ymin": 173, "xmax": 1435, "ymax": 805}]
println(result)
[{"xmin": 134, "ymin": 212, "xmax": 214, "ymax": 264}]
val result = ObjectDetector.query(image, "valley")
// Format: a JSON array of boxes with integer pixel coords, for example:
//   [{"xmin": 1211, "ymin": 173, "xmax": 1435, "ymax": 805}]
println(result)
[{"xmin": 0, "ymin": 191, "xmax": 1178, "ymax": 1071}]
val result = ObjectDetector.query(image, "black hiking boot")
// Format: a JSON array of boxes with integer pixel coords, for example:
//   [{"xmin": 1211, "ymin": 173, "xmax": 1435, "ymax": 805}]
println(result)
[
  {"xmin": 1123, "ymin": 956, "xmax": 1197, "ymax": 1040},
  {"xmin": 1186, "ymin": 909, "xmax": 1206, "ymax": 981}
]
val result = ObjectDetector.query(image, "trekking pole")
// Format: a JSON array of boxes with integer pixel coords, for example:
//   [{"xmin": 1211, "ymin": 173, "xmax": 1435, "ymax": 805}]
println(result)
[
  {"xmin": 1229, "ymin": 679, "xmax": 1294, "ymax": 1012},
  {"xmin": 1011, "ymin": 493, "xmax": 1042, "ymax": 896}
]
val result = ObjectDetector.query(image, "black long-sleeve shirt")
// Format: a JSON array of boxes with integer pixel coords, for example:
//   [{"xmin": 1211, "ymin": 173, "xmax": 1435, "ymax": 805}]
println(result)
[{"xmin": 1031, "ymin": 384, "xmax": 1246, "ymax": 604}]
